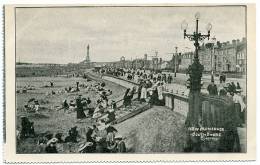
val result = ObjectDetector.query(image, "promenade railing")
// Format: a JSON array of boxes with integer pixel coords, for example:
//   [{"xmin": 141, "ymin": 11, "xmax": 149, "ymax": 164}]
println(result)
[{"xmin": 88, "ymin": 72, "xmax": 240, "ymax": 128}]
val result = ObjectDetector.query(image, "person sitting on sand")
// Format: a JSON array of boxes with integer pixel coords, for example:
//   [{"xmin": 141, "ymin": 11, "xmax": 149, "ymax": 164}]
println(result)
[
  {"xmin": 34, "ymin": 100, "xmax": 40, "ymax": 114},
  {"xmin": 57, "ymin": 99, "xmax": 69, "ymax": 112},
  {"xmin": 68, "ymin": 100, "xmax": 76, "ymax": 113},
  {"xmin": 115, "ymin": 134, "xmax": 126, "ymax": 153},
  {"xmin": 50, "ymin": 81, "xmax": 54, "ymax": 87},
  {"xmin": 95, "ymin": 136, "xmax": 105, "ymax": 153},
  {"xmin": 78, "ymin": 141, "xmax": 94, "ymax": 153},
  {"xmin": 100, "ymin": 97, "xmax": 108, "ymax": 109},
  {"xmin": 65, "ymin": 126, "xmax": 78, "ymax": 143},
  {"xmin": 24, "ymin": 98, "xmax": 36, "ymax": 112},
  {"xmin": 86, "ymin": 97, "xmax": 92, "ymax": 105},
  {"xmin": 81, "ymin": 127, "xmax": 96, "ymax": 153},
  {"xmin": 106, "ymin": 125, "xmax": 118, "ymax": 153},
  {"xmin": 111, "ymin": 100, "xmax": 117, "ymax": 110},
  {"xmin": 107, "ymin": 89, "xmax": 112, "ymax": 96},
  {"xmin": 92, "ymin": 104, "xmax": 104, "ymax": 120},
  {"xmin": 20, "ymin": 116, "xmax": 35, "ymax": 139},
  {"xmin": 45, "ymin": 138, "xmax": 58, "ymax": 153},
  {"xmin": 104, "ymin": 109, "xmax": 115, "ymax": 124}
]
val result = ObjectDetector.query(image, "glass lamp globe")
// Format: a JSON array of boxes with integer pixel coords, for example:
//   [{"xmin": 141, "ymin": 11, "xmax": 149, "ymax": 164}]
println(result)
[
  {"xmin": 206, "ymin": 23, "xmax": 212, "ymax": 31},
  {"xmin": 181, "ymin": 20, "xmax": 188, "ymax": 30},
  {"xmin": 195, "ymin": 12, "xmax": 200, "ymax": 20}
]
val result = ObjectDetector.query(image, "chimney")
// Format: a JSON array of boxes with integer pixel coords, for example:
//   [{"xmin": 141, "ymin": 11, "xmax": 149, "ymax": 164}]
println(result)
[
  {"xmin": 236, "ymin": 39, "xmax": 240, "ymax": 44},
  {"xmin": 232, "ymin": 39, "xmax": 236, "ymax": 45},
  {"xmin": 227, "ymin": 41, "xmax": 230, "ymax": 45},
  {"xmin": 242, "ymin": 37, "xmax": 246, "ymax": 42}
]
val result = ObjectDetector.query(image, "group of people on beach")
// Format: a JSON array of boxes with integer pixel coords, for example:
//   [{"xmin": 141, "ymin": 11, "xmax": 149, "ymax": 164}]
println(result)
[
  {"xmin": 18, "ymin": 76, "xmax": 128, "ymax": 153},
  {"xmin": 37, "ymin": 122, "xmax": 126, "ymax": 153},
  {"xmin": 18, "ymin": 66, "xmax": 247, "ymax": 153},
  {"xmin": 64, "ymin": 82, "xmax": 115, "ymax": 122},
  {"xmin": 16, "ymin": 119, "xmax": 126, "ymax": 153}
]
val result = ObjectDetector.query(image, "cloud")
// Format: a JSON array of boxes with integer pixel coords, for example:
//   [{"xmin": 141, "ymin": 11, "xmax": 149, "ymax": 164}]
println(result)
[{"xmin": 16, "ymin": 6, "xmax": 246, "ymax": 64}]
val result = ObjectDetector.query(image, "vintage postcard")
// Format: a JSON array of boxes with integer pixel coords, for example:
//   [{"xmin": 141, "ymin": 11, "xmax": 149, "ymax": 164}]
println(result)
[{"xmin": 3, "ymin": 4, "xmax": 256, "ymax": 163}]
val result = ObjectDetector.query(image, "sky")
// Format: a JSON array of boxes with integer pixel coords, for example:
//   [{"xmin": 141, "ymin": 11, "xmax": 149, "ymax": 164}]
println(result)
[{"xmin": 16, "ymin": 6, "xmax": 246, "ymax": 64}]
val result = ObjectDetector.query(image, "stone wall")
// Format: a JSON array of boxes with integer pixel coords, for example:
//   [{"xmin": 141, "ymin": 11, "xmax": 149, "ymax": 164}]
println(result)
[
  {"xmin": 102, "ymin": 75, "xmax": 138, "ymax": 89},
  {"xmin": 164, "ymin": 92, "xmax": 189, "ymax": 117},
  {"xmin": 103, "ymin": 74, "xmax": 189, "ymax": 117}
]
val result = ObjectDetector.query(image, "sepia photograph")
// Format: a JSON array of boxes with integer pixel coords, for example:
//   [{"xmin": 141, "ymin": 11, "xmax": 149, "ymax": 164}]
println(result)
[{"xmin": 3, "ymin": 3, "xmax": 256, "ymax": 162}]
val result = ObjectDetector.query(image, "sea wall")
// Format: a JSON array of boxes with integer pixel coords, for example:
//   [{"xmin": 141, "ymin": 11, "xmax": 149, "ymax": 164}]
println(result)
[{"xmin": 102, "ymin": 75, "xmax": 138, "ymax": 89}]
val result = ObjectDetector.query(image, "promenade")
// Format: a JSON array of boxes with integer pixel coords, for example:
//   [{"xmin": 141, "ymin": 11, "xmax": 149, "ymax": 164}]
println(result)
[{"xmin": 101, "ymin": 72, "xmax": 246, "ymax": 152}]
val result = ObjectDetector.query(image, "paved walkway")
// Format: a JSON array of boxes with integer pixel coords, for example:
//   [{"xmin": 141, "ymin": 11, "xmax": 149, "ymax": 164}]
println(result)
[{"xmin": 163, "ymin": 72, "xmax": 246, "ymax": 95}]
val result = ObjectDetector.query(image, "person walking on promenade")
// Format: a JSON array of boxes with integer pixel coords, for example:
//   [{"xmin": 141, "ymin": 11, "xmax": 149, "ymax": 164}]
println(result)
[
  {"xmin": 167, "ymin": 74, "xmax": 173, "ymax": 84},
  {"xmin": 236, "ymin": 82, "xmax": 241, "ymax": 90},
  {"xmin": 149, "ymin": 84, "xmax": 159, "ymax": 106},
  {"xmin": 140, "ymin": 82, "xmax": 148, "ymax": 102},
  {"xmin": 233, "ymin": 89, "xmax": 246, "ymax": 125},
  {"xmin": 129, "ymin": 87, "xmax": 136, "ymax": 100},
  {"xmin": 137, "ymin": 83, "xmax": 143, "ymax": 101},
  {"xmin": 123, "ymin": 88, "xmax": 131, "ymax": 107},
  {"xmin": 207, "ymin": 81, "xmax": 218, "ymax": 96},
  {"xmin": 230, "ymin": 82, "xmax": 237, "ymax": 93},
  {"xmin": 157, "ymin": 82, "xmax": 164, "ymax": 101},
  {"xmin": 157, "ymin": 74, "xmax": 162, "ymax": 82},
  {"xmin": 162, "ymin": 74, "xmax": 167, "ymax": 83}
]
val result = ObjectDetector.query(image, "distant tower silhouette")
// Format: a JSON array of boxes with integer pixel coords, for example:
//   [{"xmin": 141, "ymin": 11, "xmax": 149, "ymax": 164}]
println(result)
[{"xmin": 86, "ymin": 44, "xmax": 90, "ymax": 63}]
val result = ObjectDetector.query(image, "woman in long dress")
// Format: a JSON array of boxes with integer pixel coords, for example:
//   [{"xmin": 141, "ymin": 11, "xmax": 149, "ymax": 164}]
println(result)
[
  {"xmin": 157, "ymin": 83, "xmax": 163, "ymax": 101},
  {"xmin": 140, "ymin": 82, "xmax": 147, "ymax": 102},
  {"xmin": 233, "ymin": 89, "xmax": 246, "ymax": 124},
  {"xmin": 149, "ymin": 87, "xmax": 158, "ymax": 106},
  {"xmin": 76, "ymin": 95, "xmax": 86, "ymax": 119},
  {"xmin": 123, "ymin": 88, "xmax": 131, "ymax": 107}
]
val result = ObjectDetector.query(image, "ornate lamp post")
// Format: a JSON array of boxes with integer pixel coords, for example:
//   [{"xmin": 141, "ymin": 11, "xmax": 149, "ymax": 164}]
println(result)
[
  {"xmin": 210, "ymin": 37, "xmax": 216, "ymax": 83},
  {"xmin": 181, "ymin": 12, "xmax": 212, "ymax": 152},
  {"xmin": 174, "ymin": 46, "xmax": 178, "ymax": 77}
]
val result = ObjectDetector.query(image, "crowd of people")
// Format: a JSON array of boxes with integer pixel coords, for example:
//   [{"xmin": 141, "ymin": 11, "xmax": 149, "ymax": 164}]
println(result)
[
  {"xmin": 121, "ymin": 78, "xmax": 166, "ymax": 107},
  {"xmin": 100, "ymin": 67, "xmax": 174, "ymax": 84},
  {"xmin": 100, "ymin": 67, "xmax": 173, "ymax": 107},
  {"xmin": 207, "ymin": 80, "xmax": 246, "ymax": 124},
  {"xmin": 18, "ymin": 77, "xmax": 128, "ymax": 153},
  {"xmin": 17, "ymin": 118, "xmax": 126, "ymax": 153},
  {"xmin": 57, "ymin": 81, "xmax": 115, "ymax": 123},
  {"xmin": 101, "ymin": 66, "xmax": 246, "ymax": 125},
  {"xmin": 18, "ymin": 67, "xmax": 247, "ymax": 153},
  {"xmin": 40, "ymin": 123, "xmax": 126, "ymax": 153}
]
